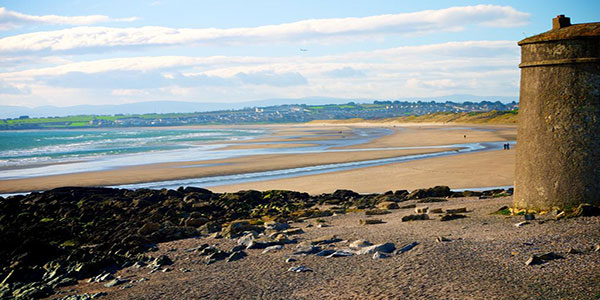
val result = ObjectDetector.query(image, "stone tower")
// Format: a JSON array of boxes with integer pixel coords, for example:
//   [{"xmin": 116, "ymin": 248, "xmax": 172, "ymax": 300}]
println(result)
[{"xmin": 514, "ymin": 16, "xmax": 600, "ymax": 210}]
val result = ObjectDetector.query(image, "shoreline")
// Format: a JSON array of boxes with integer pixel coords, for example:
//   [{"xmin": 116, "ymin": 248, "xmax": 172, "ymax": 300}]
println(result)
[{"xmin": 0, "ymin": 123, "xmax": 517, "ymax": 194}]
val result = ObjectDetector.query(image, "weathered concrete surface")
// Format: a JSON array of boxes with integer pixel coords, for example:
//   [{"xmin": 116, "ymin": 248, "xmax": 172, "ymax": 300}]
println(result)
[{"xmin": 515, "ymin": 18, "xmax": 600, "ymax": 210}]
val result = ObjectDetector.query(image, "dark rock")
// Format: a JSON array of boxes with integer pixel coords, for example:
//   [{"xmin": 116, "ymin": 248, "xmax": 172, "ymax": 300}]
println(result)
[
  {"xmin": 571, "ymin": 204, "xmax": 600, "ymax": 217},
  {"xmin": 226, "ymin": 251, "xmax": 247, "ymax": 262},
  {"xmin": 416, "ymin": 198, "xmax": 448, "ymax": 203},
  {"xmin": 356, "ymin": 243, "xmax": 396, "ymax": 255},
  {"xmin": 293, "ymin": 246, "xmax": 321, "ymax": 255},
  {"xmin": 285, "ymin": 257, "xmax": 297, "ymax": 263},
  {"xmin": 359, "ymin": 219, "xmax": 385, "ymax": 225},
  {"xmin": 327, "ymin": 250, "xmax": 353, "ymax": 257},
  {"xmin": 138, "ymin": 223, "xmax": 161, "ymax": 235},
  {"xmin": 151, "ymin": 255, "xmax": 173, "ymax": 268},
  {"xmin": 436, "ymin": 236, "xmax": 451, "ymax": 242},
  {"xmin": 230, "ymin": 245, "xmax": 246, "ymax": 253},
  {"xmin": 401, "ymin": 214, "xmax": 429, "ymax": 222},
  {"xmin": 406, "ymin": 186, "xmax": 452, "ymax": 200},
  {"xmin": 395, "ymin": 242, "xmax": 418, "ymax": 254},
  {"xmin": 288, "ymin": 265, "xmax": 312, "ymax": 273},
  {"xmin": 524, "ymin": 214, "xmax": 535, "ymax": 220},
  {"xmin": 315, "ymin": 249, "xmax": 336, "ymax": 256},
  {"xmin": 103, "ymin": 278, "xmax": 129, "ymax": 287},
  {"xmin": 440, "ymin": 214, "xmax": 467, "ymax": 222},
  {"xmin": 525, "ymin": 255, "xmax": 544, "ymax": 265},
  {"xmin": 365, "ymin": 209, "xmax": 390, "ymax": 215},
  {"xmin": 310, "ymin": 235, "xmax": 341, "ymax": 245}
]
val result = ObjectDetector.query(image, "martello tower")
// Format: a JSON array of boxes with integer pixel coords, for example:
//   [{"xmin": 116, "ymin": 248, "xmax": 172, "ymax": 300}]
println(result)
[{"xmin": 514, "ymin": 15, "xmax": 600, "ymax": 210}]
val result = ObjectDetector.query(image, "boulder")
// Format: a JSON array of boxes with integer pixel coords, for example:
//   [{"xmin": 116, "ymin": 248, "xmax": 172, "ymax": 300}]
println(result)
[
  {"xmin": 226, "ymin": 251, "xmax": 247, "ymax": 262},
  {"xmin": 184, "ymin": 217, "xmax": 209, "ymax": 227},
  {"xmin": 349, "ymin": 240, "xmax": 373, "ymax": 249},
  {"xmin": 377, "ymin": 202, "xmax": 399, "ymax": 210},
  {"xmin": 150, "ymin": 255, "xmax": 172, "ymax": 268},
  {"xmin": 445, "ymin": 207, "xmax": 467, "ymax": 214},
  {"xmin": 359, "ymin": 219, "xmax": 385, "ymax": 225},
  {"xmin": 310, "ymin": 235, "xmax": 341, "ymax": 245},
  {"xmin": 406, "ymin": 186, "xmax": 451, "ymax": 199},
  {"xmin": 138, "ymin": 223, "xmax": 160, "ymax": 235},
  {"xmin": 440, "ymin": 214, "xmax": 467, "ymax": 222}
]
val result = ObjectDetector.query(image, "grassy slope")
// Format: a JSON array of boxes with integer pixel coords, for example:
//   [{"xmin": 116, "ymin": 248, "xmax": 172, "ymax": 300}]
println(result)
[{"xmin": 309, "ymin": 110, "xmax": 518, "ymax": 125}]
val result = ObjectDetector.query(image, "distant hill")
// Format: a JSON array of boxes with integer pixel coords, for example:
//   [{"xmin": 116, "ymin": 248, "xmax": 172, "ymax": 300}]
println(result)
[
  {"xmin": 310, "ymin": 110, "xmax": 519, "ymax": 125},
  {"xmin": 0, "ymin": 95, "xmax": 516, "ymax": 119}
]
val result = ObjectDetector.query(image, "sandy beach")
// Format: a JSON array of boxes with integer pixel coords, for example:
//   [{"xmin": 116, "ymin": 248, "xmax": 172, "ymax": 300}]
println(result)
[{"xmin": 0, "ymin": 123, "xmax": 517, "ymax": 194}]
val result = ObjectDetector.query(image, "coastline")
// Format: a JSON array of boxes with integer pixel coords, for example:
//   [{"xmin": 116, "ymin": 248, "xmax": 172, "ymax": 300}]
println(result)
[{"xmin": 0, "ymin": 123, "xmax": 517, "ymax": 194}]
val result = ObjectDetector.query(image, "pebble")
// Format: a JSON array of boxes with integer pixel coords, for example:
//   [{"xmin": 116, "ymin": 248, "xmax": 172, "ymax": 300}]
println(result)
[
  {"xmin": 327, "ymin": 250, "xmax": 354, "ymax": 258},
  {"xmin": 436, "ymin": 236, "xmax": 451, "ymax": 242},
  {"xmin": 226, "ymin": 251, "xmax": 248, "ymax": 262},
  {"xmin": 566, "ymin": 248, "xmax": 581, "ymax": 254},
  {"xmin": 285, "ymin": 258, "xmax": 297, "ymax": 263},
  {"xmin": 514, "ymin": 221, "xmax": 530, "ymax": 227},
  {"xmin": 396, "ymin": 242, "xmax": 418, "ymax": 254},
  {"xmin": 372, "ymin": 252, "xmax": 390, "ymax": 259},
  {"xmin": 524, "ymin": 213, "xmax": 535, "ymax": 220},
  {"xmin": 414, "ymin": 206, "xmax": 429, "ymax": 214},
  {"xmin": 349, "ymin": 239, "xmax": 373, "ymax": 249},
  {"xmin": 103, "ymin": 278, "xmax": 129, "ymax": 288},
  {"xmin": 356, "ymin": 243, "xmax": 396, "ymax": 255},
  {"xmin": 262, "ymin": 245, "xmax": 284, "ymax": 254},
  {"xmin": 288, "ymin": 266, "xmax": 313, "ymax": 273}
]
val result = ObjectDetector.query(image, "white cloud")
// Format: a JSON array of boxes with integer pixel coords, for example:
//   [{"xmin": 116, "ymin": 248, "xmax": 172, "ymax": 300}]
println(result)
[
  {"xmin": 0, "ymin": 40, "xmax": 520, "ymax": 105},
  {"xmin": 0, "ymin": 7, "xmax": 137, "ymax": 31},
  {"xmin": 0, "ymin": 5, "xmax": 528, "ymax": 53}
]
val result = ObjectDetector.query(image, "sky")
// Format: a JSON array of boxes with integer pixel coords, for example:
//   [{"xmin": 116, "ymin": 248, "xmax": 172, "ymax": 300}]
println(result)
[{"xmin": 0, "ymin": 0, "xmax": 598, "ymax": 107}]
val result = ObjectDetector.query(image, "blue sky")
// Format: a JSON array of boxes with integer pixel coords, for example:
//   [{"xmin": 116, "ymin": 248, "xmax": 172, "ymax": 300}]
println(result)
[{"xmin": 0, "ymin": 0, "xmax": 597, "ymax": 107}]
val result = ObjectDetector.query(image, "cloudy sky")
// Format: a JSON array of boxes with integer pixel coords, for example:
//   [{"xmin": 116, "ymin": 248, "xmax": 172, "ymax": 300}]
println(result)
[{"xmin": 0, "ymin": 0, "xmax": 597, "ymax": 107}]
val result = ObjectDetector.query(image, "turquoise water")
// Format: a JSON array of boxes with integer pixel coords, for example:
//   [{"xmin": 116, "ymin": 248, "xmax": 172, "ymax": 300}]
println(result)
[{"xmin": 0, "ymin": 128, "xmax": 264, "ymax": 168}]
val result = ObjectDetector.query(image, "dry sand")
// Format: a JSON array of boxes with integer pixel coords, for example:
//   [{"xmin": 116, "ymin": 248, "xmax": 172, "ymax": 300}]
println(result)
[
  {"xmin": 51, "ymin": 195, "xmax": 600, "ymax": 300},
  {"xmin": 0, "ymin": 124, "xmax": 516, "ymax": 194}
]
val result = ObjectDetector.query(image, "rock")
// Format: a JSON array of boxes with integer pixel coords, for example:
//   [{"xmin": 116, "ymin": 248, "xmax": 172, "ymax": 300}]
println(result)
[
  {"xmin": 595, "ymin": 244, "xmax": 600, "ymax": 252},
  {"xmin": 282, "ymin": 228, "xmax": 304, "ymax": 235},
  {"xmin": 293, "ymin": 245, "xmax": 321, "ymax": 255},
  {"xmin": 406, "ymin": 186, "xmax": 452, "ymax": 199},
  {"xmin": 237, "ymin": 232, "xmax": 258, "ymax": 247},
  {"xmin": 315, "ymin": 250, "xmax": 336, "ymax": 256},
  {"xmin": 445, "ymin": 207, "xmax": 467, "ymax": 214},
  {"xmin": 566, "ymin": 248, "xmax": 581, "ymax": 254},
  {"xmin": 264, "ymin": 221, "xmax": 290, "ymax": 231},
  {"xmin": 87, "ymin": 272, "xmax": 113, "ymax": 283},
  {"xmin": 417, "ymin": 198, "xmax": 448, "ymax": 203},
  {"xmin": 230, "ymin": 245, "xmax": 246, "ymax": 252},
  {"xmin": 365, "ymin": 209, "xmax": 390, "ymax": 216},
  {"xmin": 525, "ymin": 255, "xmax": 544, "ymax": 266},
  {"xmin": 356, "ymin": 243, "xmax": 396, "ymax": 255},
  {"xmin": 288, "ymin": 266, "xmax": 312, "ymax": 273},
  {"xmin": 414, "ymin": 206, "xmax": 429, "ymax": 214},
  {"xmin": 310, "ymin": 235, "xmax": 341, "ymax": 245},
  {"xmin": 372, "ymin": 252, "xmax": 389, "ymax": 259},
  {"xmin": 205, "ymin": 250, "xmax": 230, "ymax": 264},
  {"xmin": 184, "ymin": 217, "xmax": 209, "ymax": 227},
  {"xmin": 151, "ymin": 255, "xmax": 173, "ymax": 268},
  {"xmin": 401, "ymin": 214, "xmax": 429, "ymax": 222},
  {"xmin": 327, "ymin": 250, "xmax": 354, "ymax": 258},
  {"xmin": 285, "ymin": 257, "xmax": 297, "ymax": 263},
  {"xmin": 262, "ymin": 245, "xmax": 284, "ymax": 254},
  {"xmin": 377, "ymin": 202, "xmax": 399, "ymax": 210},
  {"xmin": 226, "ymin": 251, "xmax": 247, "ymax": 262},
  {"xmin": 246, "ymin": 237, "xmax": 279, "ymax": 249},
  {"xmin": 440, "ymin": 214, "xmax": 467, "ymax": 222},
  {"xmin": 395, "ymin": 242, "xmax": 418, "ymax": 254},
  {"xmin": 537, "ymin": 252, "xmax": 563, "ymax": 261},
  {"xmin": 349, "ymin": 239, "xmax": 373, "ymax": 249},
  {"xmin": 199, "ymin": 246, "xmax": 219, "ymax": 256},
  {"xmin": 429, "ymin": 208, "xmax": 443, "ymax": 214},
  {"xmin": 138, "ymin": 222, "xmax": 160, "ymax": 235},
  {"xmin": 359, "ymin": 219, "xmax": 385, "ymax": 225},
  {"xmin": 103, "ymin": 278, "xmax": 129, "ymax": 288},
  {"xmin": 221, "ymin": 220, "xmax": 263, "ymax": 238},
  {"xmin": 524, "ymin": 213, "xmax": 535, "ymax": 221},
  {"xmin": 514, "ymin": 221, "xmax": 530, "ymax": 228},
  {"xmin": 436, "ymin": 236, "xmax": 451, "ymax": 242},
  {"xmin": 571, "ymin": 203, "xmax": 600, "ymax": 217},
  {"xmin": 399, "ymin": 204, "xmax": 416, "ymax": 209}
]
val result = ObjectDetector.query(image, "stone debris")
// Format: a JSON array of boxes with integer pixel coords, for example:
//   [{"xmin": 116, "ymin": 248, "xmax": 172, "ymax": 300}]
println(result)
[
  {"xmin": 402, "ymin": 214, "xmax": 429, "ymax": 222},
  {"xmin": 359, "ymin": 219, "xmax": 385, "ymax": 225},
  {"xmin": 414, "ymin": 207, "xmax": 429, "ymax": 214},
  {"xmin": 514, "ymin": 221, "xmax": 530, "ymax": 228},
  {"xmin": 288, "ymin": 266, "xmax": 313, "ymax": 273}
]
